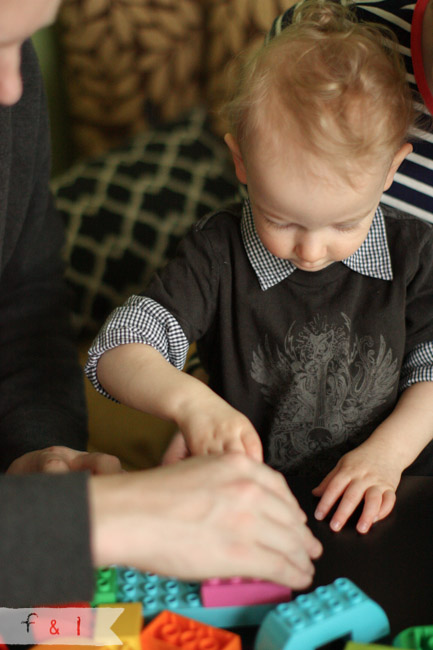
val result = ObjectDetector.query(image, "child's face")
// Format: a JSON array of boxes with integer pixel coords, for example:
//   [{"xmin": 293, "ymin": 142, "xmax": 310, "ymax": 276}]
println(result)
[{"xmin": 226, "ymin": 133, "xmax": 410, "ymax": 272}]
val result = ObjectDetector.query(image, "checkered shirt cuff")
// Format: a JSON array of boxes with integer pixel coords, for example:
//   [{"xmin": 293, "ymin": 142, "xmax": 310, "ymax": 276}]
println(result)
[
  {"xmin": 85, "ymin": 295, "xmax": 189, "ymax": 399},
  {"xmin": 400, "ymin": 341, "xmax": 433, "ymax": 391}
]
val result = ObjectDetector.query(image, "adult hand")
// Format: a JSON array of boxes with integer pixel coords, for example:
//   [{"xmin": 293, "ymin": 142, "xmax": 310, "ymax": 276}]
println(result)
[
  {"xmin": 89, "ymin": 453, "xmax": 322, "ymax": 589},
  {"xmin": 312, "ymin": 444, "xmax": 399, "ymax": 534},
  {"xmin": 7, "ymin": 446, "xmax": 122, "ymax": 475}
]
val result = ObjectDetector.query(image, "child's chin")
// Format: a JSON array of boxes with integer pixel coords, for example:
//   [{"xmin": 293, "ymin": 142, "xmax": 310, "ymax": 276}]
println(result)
[{"xmin": 293, "ymin": 260, "xmax": 331, "ymax": 272}]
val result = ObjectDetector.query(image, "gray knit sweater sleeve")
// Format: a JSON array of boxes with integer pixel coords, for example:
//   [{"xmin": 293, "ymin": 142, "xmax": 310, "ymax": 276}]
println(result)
[{"xmin": 0, "ymin": 40, "xmax": 88, "ymax": 471}]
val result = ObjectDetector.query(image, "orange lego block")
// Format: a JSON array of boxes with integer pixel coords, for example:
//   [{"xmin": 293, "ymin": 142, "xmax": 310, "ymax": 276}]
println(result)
[{"xmin": 140, "ymin": 610, "xmax": 241, "ymax": 650}]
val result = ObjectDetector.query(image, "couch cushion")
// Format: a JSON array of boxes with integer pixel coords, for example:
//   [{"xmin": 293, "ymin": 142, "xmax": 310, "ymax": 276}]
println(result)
[
  {"xmin": 52, "ymin": 107, "xmax": 239, "ymax": 337},
  {"xmin": 57, "ymin": 0, "xmax": 206, "ymax": 157}
]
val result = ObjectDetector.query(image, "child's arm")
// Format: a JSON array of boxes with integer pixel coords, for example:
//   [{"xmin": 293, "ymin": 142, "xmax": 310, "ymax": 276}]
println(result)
[
  {"xmin": 97, "ymin": 343, "xmax": 264, "ymax": 461},
  {"xmin": 312, "ymin": 381, "xmax": 433, "ymax": 533}
]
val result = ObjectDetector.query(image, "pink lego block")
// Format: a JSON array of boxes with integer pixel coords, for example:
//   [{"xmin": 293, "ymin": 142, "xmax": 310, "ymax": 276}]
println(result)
[{"xmin": 200, "ymin": 578, "xmax": 292, "ymax": 608}]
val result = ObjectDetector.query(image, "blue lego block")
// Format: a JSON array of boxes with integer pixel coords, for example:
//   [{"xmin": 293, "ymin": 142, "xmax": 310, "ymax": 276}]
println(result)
[
  {"xmin": 115, "ymin": 567, "xmax": 276, "ymax": 628},
  {"xmin": 254, "ymin": 578, "xmax": 390, "ymax": 650}
]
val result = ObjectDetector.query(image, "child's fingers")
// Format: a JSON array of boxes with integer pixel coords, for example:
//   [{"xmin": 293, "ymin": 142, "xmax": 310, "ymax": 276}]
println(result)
[
  {"xmin": 223, "ymin": 438, "xmax": 254, "ymax": 458},
  {"xmin": 162, "ymin": 431, "xmax": 190, "ymax": 465},
  {"xmin": 241, "ymin": 429, "xmax": 264, "ymax": 462},
  {"xmin": 355, "ymin": 486, "xmax": 383, "ymax": 533},
  {"xmin": 377, "ymin": 489, "xmax": 396, "ymax": 521},
  {"xmin": 356, "ymin": 488, "xmax": 396, "ymax": 533},
  {"xmin": 327, "ymin": 481, "xmax": 367, "ymax": 531},
  {"xmin": 313, "ymin": 473, "xmax": 349, "ymax": 522},
  {"xmin": 69, "ymin": 452, "xmax": 123, "ymax": 475}
]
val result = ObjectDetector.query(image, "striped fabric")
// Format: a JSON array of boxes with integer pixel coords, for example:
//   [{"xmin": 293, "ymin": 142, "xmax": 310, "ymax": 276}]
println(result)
[
  {"xmin": 85, "ymin": 295, "xmax": 190, "ymax": 399},
  {"xmin": 270, "ymin": 0, "xmax": 433, "ymax": 224}
]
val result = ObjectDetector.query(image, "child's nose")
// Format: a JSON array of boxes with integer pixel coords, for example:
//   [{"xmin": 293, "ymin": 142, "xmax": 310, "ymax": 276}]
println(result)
[{"xmin": 294, "ymin": 232, "xmax": 326, "ymax": 262}]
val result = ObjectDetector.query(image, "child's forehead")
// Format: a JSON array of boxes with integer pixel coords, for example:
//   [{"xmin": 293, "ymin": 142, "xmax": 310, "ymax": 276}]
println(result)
[
  {"xmin": 244, "ymin": 137, "xmax": 387, "ymax": 225},
  {"xmin": 243, "ymin": 120, "xmax": 389, "ymax": 187}
]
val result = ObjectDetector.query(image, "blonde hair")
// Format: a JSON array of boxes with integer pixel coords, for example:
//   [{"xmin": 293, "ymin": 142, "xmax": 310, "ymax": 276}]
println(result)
[{"xmin": 224, "ymin": 0, "xmax": 415, "ymax": 170}]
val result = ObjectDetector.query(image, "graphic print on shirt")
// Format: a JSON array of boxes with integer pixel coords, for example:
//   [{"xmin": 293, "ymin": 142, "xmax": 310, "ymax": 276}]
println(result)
[{"xmin": 251, "ymin": 313, "xmax": 399, "ymax": 476}]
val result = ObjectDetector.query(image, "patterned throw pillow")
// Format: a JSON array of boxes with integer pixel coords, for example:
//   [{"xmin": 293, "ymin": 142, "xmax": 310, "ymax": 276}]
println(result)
[
  {"xmin": 52, "ymin": 108, "xmax": 239, "ymax": 337},
  {"xmin": 57, "ymin": 0, "xmax": 205, "ymax": 158}
]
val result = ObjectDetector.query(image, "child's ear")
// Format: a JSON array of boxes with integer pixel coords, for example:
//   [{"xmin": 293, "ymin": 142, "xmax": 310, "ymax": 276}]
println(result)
[
  {"xmin": 224, "ymin": 133, "xmax": 248, "ymax": 185},
  {"xmin": 383, "ymin": 142, "xmax": 413, "ymax": 191}
]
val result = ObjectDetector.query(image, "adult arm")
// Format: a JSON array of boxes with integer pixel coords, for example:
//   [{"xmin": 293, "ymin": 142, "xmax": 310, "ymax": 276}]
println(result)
[
  {"xmin": 0, "ymin": 42, "xmax": 88, "ymax": 471},
  {"xmin": 0, "ymin": 455, "xmax": 322, "ymax": 606},
  {"xmin": 89, "ymin": 454, "xmax": 322, "ymax": 588},
  {"xmin": 0, "ymin": 472, "xmax": 94, "ymax": 606}
]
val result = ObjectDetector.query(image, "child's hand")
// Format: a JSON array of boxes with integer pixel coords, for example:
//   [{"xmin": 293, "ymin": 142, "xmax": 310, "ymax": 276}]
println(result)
[
  {"xmin": 312, "ymin": 445, "xmax": 401, "ymax": 534},
  {"xmin": 176, "ymin": 392, "xmax": 263, "ymax": 462}
]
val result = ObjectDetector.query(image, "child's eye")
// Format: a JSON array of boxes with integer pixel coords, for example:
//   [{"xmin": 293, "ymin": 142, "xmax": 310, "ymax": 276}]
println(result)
[
  {"xmin": 335, "ymin": 223, "xmax": 359, "ymax": 232},
  {"xmin": 264, "ymin": 216, "xmax": 292, "ymax": 230}
]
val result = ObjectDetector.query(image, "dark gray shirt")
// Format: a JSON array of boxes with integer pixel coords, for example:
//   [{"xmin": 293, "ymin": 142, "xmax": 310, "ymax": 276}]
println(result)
[
  {"xmin": 0, "ymin": 42, "xmax": 93, "ymax": 607},
  {"xmin": 87, "ymin": 201, "xmax": 433, "ymax": 479}
]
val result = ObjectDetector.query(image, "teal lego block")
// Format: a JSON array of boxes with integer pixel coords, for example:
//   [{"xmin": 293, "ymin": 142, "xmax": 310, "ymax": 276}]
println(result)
[
  {"xmin": 393, "ymin": 625, "xmax": 433, "ymax": 649},
  {"xmin": 91, "ymin": 567, "xmax": 118, "ymax": 606},
  {"xmin": 115, "ymin": 567, "xmax": 276, "ymax": 628},
  {"xmin": 254, "ymin": 578, "xmax": 390, "ymax": 650}
]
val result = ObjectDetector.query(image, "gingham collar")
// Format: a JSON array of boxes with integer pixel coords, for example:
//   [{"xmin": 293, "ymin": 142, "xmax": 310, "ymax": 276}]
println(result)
[{"xmin": 240, "ymin": 198, "xmax": 393, "ymax": 290}]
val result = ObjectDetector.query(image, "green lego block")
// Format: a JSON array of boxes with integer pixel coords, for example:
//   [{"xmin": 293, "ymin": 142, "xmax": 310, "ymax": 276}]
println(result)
[
  {"xmin": 393, "ymin": 625, "xmax": 433, "ymax": 649},
  {"xmin": 91, "ymin": 567, "xmax": 118, "ymax": 605}
]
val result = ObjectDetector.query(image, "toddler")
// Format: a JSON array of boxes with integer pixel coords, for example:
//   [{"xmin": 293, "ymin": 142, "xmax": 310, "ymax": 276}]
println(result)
[{"xmin": 86, "ymin": 0, "xmax": 433, "ymax": 535}]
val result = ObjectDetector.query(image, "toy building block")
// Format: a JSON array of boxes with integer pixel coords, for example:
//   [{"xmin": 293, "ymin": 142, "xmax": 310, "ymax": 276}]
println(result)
[
  {"xmin": 99, "ymin": 603, "xmax": 143, "ymax": 650},
  {"xmin": 116, "ymin": 567, "xmax": 276, "ymax": 628},
  {"xmin": 92, "ymin": 567, "xmax": 118, "ymax": 606},
  {"xmin": 393, "ymin": 625, "xmax": 433, "ymax": 648},
  {"xmin": 254, "ymin": 578, "xmax": 390, "ymax": 650},
  {"xmin": 345, "ymin": 643, "xmax": 393, "ymax": 649},
  {"xmin": 140, "ymin": 610, "xmax": 241, "ymax": 650},
  {"xmin": 201, "ymin": 578, "xmax": 292, "ymax": 607}
]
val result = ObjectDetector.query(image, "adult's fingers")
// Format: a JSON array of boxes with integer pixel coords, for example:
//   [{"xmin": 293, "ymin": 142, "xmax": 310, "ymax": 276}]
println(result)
[{"xmin": 69, "ymin": 452, "xmax": 123, "ymax": 475}]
